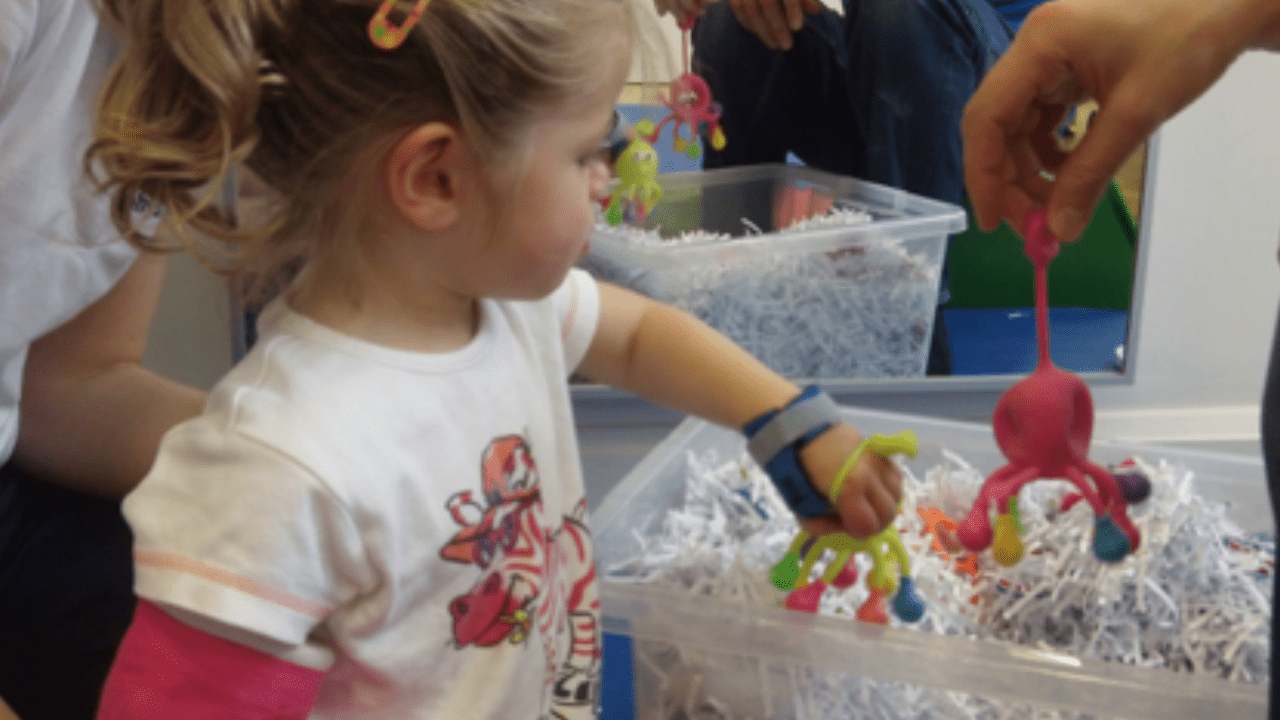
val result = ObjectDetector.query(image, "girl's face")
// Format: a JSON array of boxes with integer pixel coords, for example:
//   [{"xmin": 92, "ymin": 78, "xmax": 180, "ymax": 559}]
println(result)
[{"xmin": 459, "ymin": 41, "xmax": 629, "ymax": 301}]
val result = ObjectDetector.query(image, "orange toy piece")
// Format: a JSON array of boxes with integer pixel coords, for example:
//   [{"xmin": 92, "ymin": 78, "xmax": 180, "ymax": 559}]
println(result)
[{"xmin": 918, "ymin": 506, "xmax": 980, "ymax": 577}]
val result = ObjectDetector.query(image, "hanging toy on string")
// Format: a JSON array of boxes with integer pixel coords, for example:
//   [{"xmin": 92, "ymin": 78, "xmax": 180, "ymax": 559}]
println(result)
[
  {"xmin": 956, "ymin": 209, "xmax": 1141, "ymax": 567},
  {"xmin": 642, "ymin": 14, "xmax": 726, "ymax": 160},
  {"xmin": 604, "ymin": 120, "xmax": 663, "ymax": 226},
  {"xmin": 769, "ymin": 431, "xmax": 926, "ymax": 625}
]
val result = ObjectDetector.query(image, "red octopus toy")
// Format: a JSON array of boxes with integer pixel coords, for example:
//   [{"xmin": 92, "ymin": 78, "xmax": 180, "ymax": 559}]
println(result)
[
  {"xmin": 641, "ymin": 15, "xmax": 726, "ymax": 160},
  {"xmin": 955, "ymin": 210, "xmax": 1141, "ymax": 567}
]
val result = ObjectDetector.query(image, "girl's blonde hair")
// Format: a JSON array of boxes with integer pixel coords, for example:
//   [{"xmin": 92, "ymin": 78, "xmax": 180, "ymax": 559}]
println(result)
[{"xmin": 89, "ymin": 0, "xmax": 633, "ymax": 300}]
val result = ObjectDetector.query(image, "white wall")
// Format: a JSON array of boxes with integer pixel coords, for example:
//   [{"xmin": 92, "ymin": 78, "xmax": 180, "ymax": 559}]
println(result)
[
  {"xmin": 1081, "ymin": 50, "xmax": 1280, "ymax": 442},
  {"xmin": 143, "ymin": 252, "xmax": 233, "ymax": 391}
]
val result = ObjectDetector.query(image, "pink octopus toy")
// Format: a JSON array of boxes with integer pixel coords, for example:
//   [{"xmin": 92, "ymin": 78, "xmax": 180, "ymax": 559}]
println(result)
[
  {"xmin": 956, "ymin": 210, "xmax": 1141, "ymax": 567},
  {"xmin": 641, "ymin": 15, "xmax": 727, "ymax": 160}
]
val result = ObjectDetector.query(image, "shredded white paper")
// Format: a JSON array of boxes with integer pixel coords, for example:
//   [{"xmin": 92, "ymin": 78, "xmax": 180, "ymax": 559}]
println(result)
[
  {"xmin": 585, "ymin": 209, "xmax": 939, "ymax": 379},
  {"xmin": 605, "ymin": 449, "xmax": 1273, "ymax": 719}
]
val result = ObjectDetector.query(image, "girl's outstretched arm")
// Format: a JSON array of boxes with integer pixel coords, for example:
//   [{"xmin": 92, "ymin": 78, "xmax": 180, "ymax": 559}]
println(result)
[
  {"xmin": 97, "ymin": 601, "xmax": 325, "ymax": 719},
  {"xmin": 577, "ymin": 281, "xmax": 902, "ymax": 539}
]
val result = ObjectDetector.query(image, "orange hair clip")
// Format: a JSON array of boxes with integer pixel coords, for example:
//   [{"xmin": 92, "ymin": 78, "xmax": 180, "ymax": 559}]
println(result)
[{"xmin": 368, "ymin": 0, "xmax": 429, "ymax": 50}]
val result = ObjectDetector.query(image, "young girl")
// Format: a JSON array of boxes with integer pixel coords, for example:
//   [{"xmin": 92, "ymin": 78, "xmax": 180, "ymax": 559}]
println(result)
[{"xmin": 90, "ymin": 0, "xmax": 905, "ymax": 717}]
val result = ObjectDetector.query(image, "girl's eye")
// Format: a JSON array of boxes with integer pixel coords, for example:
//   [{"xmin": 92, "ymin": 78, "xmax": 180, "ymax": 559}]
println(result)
[{"xmin": 579, "ymin": 148, "xmax": 607, "ymax": 167}]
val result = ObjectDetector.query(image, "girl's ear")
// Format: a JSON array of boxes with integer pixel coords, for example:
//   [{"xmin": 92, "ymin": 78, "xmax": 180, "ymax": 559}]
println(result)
[{"xmin": 384, "ymin": 122, "xmax": 472, "ymax": 230}]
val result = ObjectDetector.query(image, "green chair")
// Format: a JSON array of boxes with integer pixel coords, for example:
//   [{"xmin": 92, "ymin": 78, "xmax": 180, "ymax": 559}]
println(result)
[{"xmin": 945, "ymin": 182, "xmax": 1137, "ymax": 311}]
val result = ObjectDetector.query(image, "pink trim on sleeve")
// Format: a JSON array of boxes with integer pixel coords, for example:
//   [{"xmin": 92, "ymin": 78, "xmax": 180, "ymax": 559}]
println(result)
[
  {"xmin": 97, "ymin": 600, "xmax": 324, "ymax": 719},
  {"xmin": 135, "ymin": 549, "xmax": 332, "ymax": 619}
]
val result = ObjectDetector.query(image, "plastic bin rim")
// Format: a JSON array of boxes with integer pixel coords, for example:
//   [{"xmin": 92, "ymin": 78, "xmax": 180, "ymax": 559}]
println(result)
[{"xmin": 594, "ymin": 164, "xmax": 969, "ymax": 257}]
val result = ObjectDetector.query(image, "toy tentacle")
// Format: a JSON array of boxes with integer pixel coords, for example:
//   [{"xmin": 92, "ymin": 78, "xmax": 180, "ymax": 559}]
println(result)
[
  {"xmin": 641, "ymin": 183, "xmax": 662, "ymax": 207},
  {"xmin": 819, "ymin": 549, "xmax": 856, "ymax": 585},
  {"xmin": 1062, "ymin": 464, "xmax": 1107, "ymax": 517},
  {"xmin": 1081, "ymin": 462, "xmax": 1141, "ymax": 551},
  {"xmin": 649, "ymin": 115, "xmax": 675, "ymax": 141},
  {"xmin": 882, "ymin": 529, "xmax": 912, "ymax": 577},
  {"xmin": 864, "ymin": 537, "xmax": 898, "ymax": 592},
  {"xmin": 795, "ymin": 537, "xmax": 831, "ymax": 589},
  {"xmin": 987, "ymin": 464, "xmax": 1042, "ymax": 508},
  {"xmin": 960, "ymin": 463, "xmax": 1032, "ymax": 551},
  {"xmin": 1081, "ymin": 460, "xmax": 1126, "ymax": 512},
  {"xmin": 785, "ymin": 531, "xmax": 811, "ymax": 556}
]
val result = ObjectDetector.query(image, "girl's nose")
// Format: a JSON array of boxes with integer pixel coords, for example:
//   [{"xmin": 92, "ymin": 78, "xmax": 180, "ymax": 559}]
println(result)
[{"xmin": 588, "ymin": 156, "xmax": 610, "ymax": 203}]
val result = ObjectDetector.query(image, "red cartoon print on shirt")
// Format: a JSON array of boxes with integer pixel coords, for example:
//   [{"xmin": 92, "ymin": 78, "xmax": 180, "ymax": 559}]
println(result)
[{"xmin": 441, "ymin": 434, "xmax": 601, "ymax": 718}]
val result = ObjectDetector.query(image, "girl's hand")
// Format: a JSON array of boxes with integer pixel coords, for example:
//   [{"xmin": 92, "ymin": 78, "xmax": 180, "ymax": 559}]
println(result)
[
  {"xmin": 796, "ymin": 423, "xmax": 903, "ymax": 539},
  {"xmin": 962, "ymin": 0, "xmax": 1280, "ymax": 242}
]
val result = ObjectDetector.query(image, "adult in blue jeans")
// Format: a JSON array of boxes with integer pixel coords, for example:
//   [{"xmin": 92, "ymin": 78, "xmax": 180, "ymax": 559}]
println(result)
[
  {"xmin": 682, "ymin": 0, "xmax": 1017, "ymax": 205},
  {"xmin": 663, "ymin": 0, "xmax": 1022, "ymax": 374}
]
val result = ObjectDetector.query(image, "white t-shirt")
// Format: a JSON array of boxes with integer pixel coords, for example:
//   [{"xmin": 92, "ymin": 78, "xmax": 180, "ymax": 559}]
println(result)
[
  {"xmin": 125, "ymin": 269, "xmax": 604, "ymax": 720},
  {"xmin": 0, "ymin": 0, "xmax": 136, "ymax": 462}
]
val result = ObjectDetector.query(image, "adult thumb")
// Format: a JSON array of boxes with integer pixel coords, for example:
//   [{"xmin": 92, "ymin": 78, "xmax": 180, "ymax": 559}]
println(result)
[{"xmin": 1046, "ymin": 105, "xmax": 1153, "ymax": 241}]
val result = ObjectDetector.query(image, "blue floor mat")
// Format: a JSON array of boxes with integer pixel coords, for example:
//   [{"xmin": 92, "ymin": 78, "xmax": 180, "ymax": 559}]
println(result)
[
  {"xmin": 601, "ymin": 632, "xmax": 636, "ymax": 720},
  {"xmin": 944, "ymin": 307, "xmax": 1129, "ymax": 375}
]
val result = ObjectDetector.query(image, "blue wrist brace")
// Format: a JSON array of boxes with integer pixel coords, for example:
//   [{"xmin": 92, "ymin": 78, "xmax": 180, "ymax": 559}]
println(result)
[{"xmin": 742, "ymin": 386, "xmax": 841, "ymax": 519}]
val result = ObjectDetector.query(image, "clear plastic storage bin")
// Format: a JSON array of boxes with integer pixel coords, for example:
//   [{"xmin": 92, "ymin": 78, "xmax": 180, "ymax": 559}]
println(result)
[
  {"xmin": 580, "ymin": 165, "xmax": 966, "ymax": 380},
  {"xmin": 592, "ymin": 407, "xmax": 1271, "ymax": 720}
]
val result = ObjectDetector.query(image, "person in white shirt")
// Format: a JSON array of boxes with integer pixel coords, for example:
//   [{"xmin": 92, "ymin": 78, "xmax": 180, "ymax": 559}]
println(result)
[
  {"xmin": 90, "ymin": 0, "xmax": 909, "ymax": 718},
  {"xmin": 0, "ymin": 1, "xmax": 204, "ymax": 717}
]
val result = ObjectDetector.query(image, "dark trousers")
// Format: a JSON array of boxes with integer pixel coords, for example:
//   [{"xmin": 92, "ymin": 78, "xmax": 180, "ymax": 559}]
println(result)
[
  {"xmin": 0, "ymin": 466, "xmax": 135, "ymax": 719},
  {"xmin": 1262, "ymin": 307, "xmax": 1280, "ymax": 720},
  {"xmin": 691, "ymin": 0, "xmax": 1011, "ymax": 376},
  {"xmin": 691, "ymin": 0, "xmax": 1012, "ymax": 206}
]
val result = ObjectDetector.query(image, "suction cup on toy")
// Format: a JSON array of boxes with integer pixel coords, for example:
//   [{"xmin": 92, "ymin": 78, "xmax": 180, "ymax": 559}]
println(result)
[{"xmin": 1093, "ymin": 515, "xmax": 1132, "ymax": 562}]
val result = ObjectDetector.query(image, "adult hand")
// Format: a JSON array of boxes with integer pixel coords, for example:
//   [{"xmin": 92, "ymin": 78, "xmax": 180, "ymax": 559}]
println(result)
[
  {"xmin": 962, "ymin": 0, "xmax": 1280, "ymax": 241},
  {"xmin": 653, "ymin": 0, "xmax": 717, "ymax": 23},
  {"xmin": 15, "ymin": 251, "xmax": 205, "ymax": 497},
  {"xmin": 728, "ymin": 0, "xmax": 824, "ymax": 51}
]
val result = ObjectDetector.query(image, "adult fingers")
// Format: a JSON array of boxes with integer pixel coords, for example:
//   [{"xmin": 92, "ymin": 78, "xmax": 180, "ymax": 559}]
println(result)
[
  {"xmin": 781, "ymin": 0, "xmax": 805, "ymax": 33},
  {"xmin": 963, "ymin": 5, "xmax": 1092, "ymax": 234},
  {"xmin": 1044, "ymin": 88, "xmax": 1161, "ymax": 240},
  {"xmin": 731, "ymin": 0, "xmax": 794, "ymax": 50},
  {"xmin": 729, "ymin": 0, "xmax": 772, "ymax": 49},
  {"xmin": 760, "ymin": 0, "xmax": 796, "ymax": 50},
  {"xmin": 962, "ymin": 54, "xmax": 1061, "ymax": 232}
]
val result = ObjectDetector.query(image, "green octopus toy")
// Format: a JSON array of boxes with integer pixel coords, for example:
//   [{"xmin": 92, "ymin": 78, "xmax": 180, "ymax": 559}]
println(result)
[
  {"xmin": 605, "ymin": 120, "xmax": 662, "ymax": 227},
  {"xmin": 769, "ymin": 431, "xmax": 927, "ymax": 624}
]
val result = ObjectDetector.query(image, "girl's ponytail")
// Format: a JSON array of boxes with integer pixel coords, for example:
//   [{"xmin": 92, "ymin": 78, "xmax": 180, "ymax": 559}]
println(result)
[
  {"xmin": 88, "ymin": 0, "xmax": 288, "ymax": 257},
  {"xmin": 89, "ymin": 0, "xmax": 633, "ymax": 301}
]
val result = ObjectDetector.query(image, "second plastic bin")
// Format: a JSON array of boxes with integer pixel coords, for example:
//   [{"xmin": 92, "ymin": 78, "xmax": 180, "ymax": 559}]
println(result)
[{"xmin": 581, "ymin": 165, "xmax": 967, "ymax": 381}]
